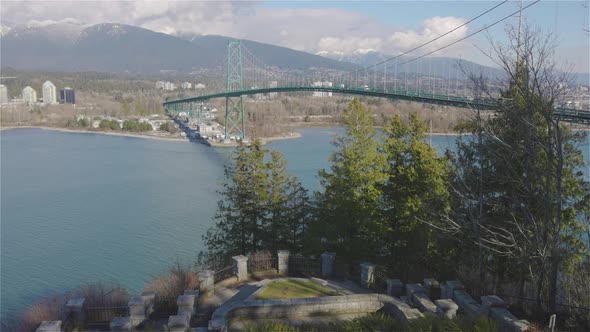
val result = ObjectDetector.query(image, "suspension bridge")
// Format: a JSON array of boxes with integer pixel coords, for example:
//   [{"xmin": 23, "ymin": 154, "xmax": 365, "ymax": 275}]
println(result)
[{"xmin": 163, "ymin": 2, "xmax": 590, "ymax": 141}]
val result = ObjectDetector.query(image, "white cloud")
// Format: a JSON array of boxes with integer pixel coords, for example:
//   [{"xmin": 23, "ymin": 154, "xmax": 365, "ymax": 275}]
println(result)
[{"xmin": 389, "ymin": 16, "xmax": 469, "ymax": 56}]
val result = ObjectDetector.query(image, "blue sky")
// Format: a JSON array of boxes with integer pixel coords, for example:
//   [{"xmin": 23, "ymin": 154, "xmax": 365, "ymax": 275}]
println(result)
[{"xmin": 3, "ymin": 0, "xmax": 589, "ymax": 72}]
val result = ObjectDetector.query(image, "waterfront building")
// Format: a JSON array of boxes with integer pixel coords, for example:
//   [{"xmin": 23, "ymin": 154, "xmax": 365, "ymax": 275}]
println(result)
[
  {"xmin": 164, "ymin": 82, "xmax": 176, "ymax": 91},
  {"xmin": 312, "ymin": 81, "xmax": 333, "ymax": 97},
  {"xmin": 22, "ymin": 86, "xmax": 37, "ymax": 104},
  {"xmin": 0, "ymin": 84, "xmax": 8, "ymax": 104},
  {"xmin": 42, "ymin": 81, "xmax": 57, "ymax": 104},
  {"xmin": 59, "ymin": 87, "xmax": 75, "ymax": 104}
]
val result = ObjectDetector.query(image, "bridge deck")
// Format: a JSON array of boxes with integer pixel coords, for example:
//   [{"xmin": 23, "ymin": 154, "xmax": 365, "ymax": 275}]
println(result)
[{"xmin": 162, "ymin": 86, "xmax": 590, "ymax": 124}]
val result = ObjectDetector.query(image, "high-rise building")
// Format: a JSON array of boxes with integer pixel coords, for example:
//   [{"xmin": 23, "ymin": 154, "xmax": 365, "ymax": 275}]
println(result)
[
  {"xmin": 42, "ymin": 81, "xmax": 57, "ymax": 104},
  {"xmin": 60, "ymin": 87, "xmax": 75, "ymax": 104},
  {"xmin": 22, "ymin": 86, "xmax": 37, "ymax": 104},
  {"xmin": 181, "ymin": 82, "xmax": 192, "ymax": 89},
  {"xmin": 164, "ymin": 82, "xmax": 176, "ymax": 91},
  {"xmin": 155, "ymin": 81, "xmax": 166, "ymax": 89},
  {"xmin": 0, "ymin": 84, "xmax": 8, "ymax": 104},
  {"xmin": 195, "ymin": 83, "xmax": 206, "ymax": 89}
]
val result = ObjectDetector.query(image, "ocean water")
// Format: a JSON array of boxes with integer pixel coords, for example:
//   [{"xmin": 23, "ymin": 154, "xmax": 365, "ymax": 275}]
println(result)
[{"xmin": 1, "ymin": 128, "xmax": 588, "ymax": 319}]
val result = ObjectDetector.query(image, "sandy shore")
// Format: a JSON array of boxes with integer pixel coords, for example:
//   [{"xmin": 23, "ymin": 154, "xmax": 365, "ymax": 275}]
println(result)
[
  {"xmin": 0, "ymin": 125, "xmax": 191, "ymax": 142},
  {"xmin": 0, "ymin": 125, "xmax": 304, "ymax": 145}
]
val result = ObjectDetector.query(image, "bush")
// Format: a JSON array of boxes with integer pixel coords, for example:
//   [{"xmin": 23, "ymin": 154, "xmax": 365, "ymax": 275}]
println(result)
[
  {"xmin": 122, "ymin": 120, "xmax": 152, "ymax": 132},
  {"xmin": 99, "ymin": 119, "xmax": 120, "ymax": 130},
  {"xmin": 159, "ymin": 122, "xmax": 178, "ymax": 133},
  {"xmin": 144, "ymin": 262, "xmax": 199, "ymax": 300}
]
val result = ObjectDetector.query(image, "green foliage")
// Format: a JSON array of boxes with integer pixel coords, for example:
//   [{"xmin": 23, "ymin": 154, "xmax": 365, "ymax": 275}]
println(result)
[
  {"xmin": 65, "ymin": 117, "xmax": 90, "ymax": 128},
  {"xmin": 159, "ymin": 122, "xmax": 178, "ymax": 133},
  {"xmin": 203, "ymin": 140, "xmax": 309, "ymax": 259},
  {"xmin": 122, "ymin": 120, "xmax": 152, "ymax": 132},
  {"xmin": 313, "ymin": 97, "xmax": 388, "ymax": 260},
  {"xmin": 380, "ymin": 113, "xmax": 451, "ymax": 277},
  {"xmin": 98, "ymin": 119, "xmax": 120, "ymax": 130}
]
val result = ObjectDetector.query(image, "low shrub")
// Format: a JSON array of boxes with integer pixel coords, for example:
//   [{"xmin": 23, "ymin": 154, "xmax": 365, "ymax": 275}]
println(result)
[{"xmin": 144, "ymin": 262, "xmax": 200, "ymax": 301}]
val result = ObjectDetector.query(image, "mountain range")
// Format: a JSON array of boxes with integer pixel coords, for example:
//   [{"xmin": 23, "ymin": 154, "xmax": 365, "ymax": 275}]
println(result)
[
  {"xmin": 0, "ymin": 22, "xmax": 358, "ymax": 75},
  {"xmin": 1, "ymin": 21, "xmax": 587, "ymax": 85}
]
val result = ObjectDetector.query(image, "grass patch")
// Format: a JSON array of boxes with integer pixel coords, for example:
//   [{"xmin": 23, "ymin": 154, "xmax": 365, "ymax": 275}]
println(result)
[{"xmin": 256, "ymin": 279, "xmax": 340, "ymax": 300}]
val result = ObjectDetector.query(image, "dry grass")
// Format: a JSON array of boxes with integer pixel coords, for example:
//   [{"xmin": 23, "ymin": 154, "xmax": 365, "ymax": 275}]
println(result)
[
  {"xmin": 0, "ymin": 282, "xmax": 129, "ymax": 332},
  {"xmin": 144, "ymin": 262, "xmax": 200, "ymax": 300}
]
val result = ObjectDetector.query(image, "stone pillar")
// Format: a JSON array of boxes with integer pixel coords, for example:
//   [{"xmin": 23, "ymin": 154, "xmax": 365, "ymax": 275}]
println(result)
[
  {"xmin": 232, "ymin": 255, "xmax": 248, "ymax": 281},
  {"xmin": 36, "ymin": 321, "xmax": 61, "ymax": 332},
  {"xmin": 277, "ymin": 250, "xmax": 290, "ymax": 275},
  {"xmin": 387, "ymin": 279, "xmax": 404, "ymax": 297},
  {"xmin": 199, "ymin": 270, "xmax": 215, "ymax": 293},
  {"xmin": 360, "ymin": 263, "xmax": 376, "ymax": 289},
  {"xmin": 128, "ymin": 296, "xmax": 147, "ymax": 327},
  {"xmin": 65, "ymin": 298, "xmax": 86, "ymax": 328},
  {"xmin": 435, "ymin": 299, "xmax": 459, "ymax": 319},
  {"xmin": 141, "ymin": 291, "xmax": 156, "ymax": 317},
  {"xmin": 321, "ymin": 252, "xmax": 336, "ymax": 278},
  {"xmin": 177, "ymin": 294, "xmax": 196, "ymax": 318}
]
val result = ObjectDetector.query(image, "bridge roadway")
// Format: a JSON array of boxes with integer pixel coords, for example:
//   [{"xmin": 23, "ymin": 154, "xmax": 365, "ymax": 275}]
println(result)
[{"xmin": 162, "ymin": 86, "xmax": 590, "ymax": 125}]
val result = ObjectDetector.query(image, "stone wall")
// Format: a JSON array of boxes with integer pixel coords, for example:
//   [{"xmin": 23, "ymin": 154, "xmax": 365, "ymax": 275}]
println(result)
[{"xmin": 208, "ymin": 294, "xmax": 423, "ymax": 331}]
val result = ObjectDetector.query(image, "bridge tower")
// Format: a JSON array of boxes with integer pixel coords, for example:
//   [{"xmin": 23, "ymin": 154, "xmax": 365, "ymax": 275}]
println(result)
[{"xmin": 225, "ymin": 40, "xmax": 245, "ymax": 140}]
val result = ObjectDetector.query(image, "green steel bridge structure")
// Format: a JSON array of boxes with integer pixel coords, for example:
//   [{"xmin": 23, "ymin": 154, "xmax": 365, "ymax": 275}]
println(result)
[{"xmin": 163, "ymin": 40, "xmax": 590, "ymax": 140}]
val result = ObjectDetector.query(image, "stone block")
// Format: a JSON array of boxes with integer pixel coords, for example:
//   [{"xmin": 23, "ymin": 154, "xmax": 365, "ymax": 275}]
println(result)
[
  {"xmin": 141, "ymin": 291, "xmax": 157, "ymax": 316},
  {"xmin": 321, "ymin": 252, "xmax": 336, "ymax": 278},
  {"xmin": 128, "ymin": 296, "xmax": 146, "ymax": 327},
  {"xmin": 490, "ymin": 307, "xmax": 530, "ymax": 332},
  {"xmin": 435, "ymin": 299, "xmax": 459, "ymax": 319},
  {"xmin": 177, "ymin": 294, "xmax": 196, "ymax": 317},
  {"xmin": 110, "ymin": 317, "xmax": 131, "ymax": 331},
  {"xmin": 442, "ymin": 280, "xmax": 464, "ymax": 299},
  {"xmin": 412, "ymin": 292, "xmax": 437, "ymax": 314},
  {"xmin": 168, "ymin": 314, "xmax": 190, "ymax": 332},
  {"xmin": 481, "ymin": 295, "xmax": 506, "ymax": 308},
  {"xmin": 387, "ymin": 279, "xmax": 404, "ymax": 297},
  {"xmin": 453, "ymin": 289, "xmax": 482, "ymax": 316},
  {"xmin": 65, "ymin": 297, "xmax": 86, "ymax": 327},
  {"xmin": 277, "ymin": 250, "xmax": 290, "ymax": 275},
  {"xmin": 406, "ymin": 283, "xmax": 427, "ymax": 299},
  {"xmin": 360, "ymin": 263, "xmax": 376, "ymax": 288},
  {"xmin": 36, "ymin": 321, "xmax": 61, "ymax": 332},
  {"xmin": 232, "ymin": 255, "xmax": 248, "ymax": 281},
  {"xmin": 208, "ymin": 318, "xmax": 226, "ymax": 331},
  {"xmin": 199, "ymin": 270, "xmax": 215, "ymax": 293}
]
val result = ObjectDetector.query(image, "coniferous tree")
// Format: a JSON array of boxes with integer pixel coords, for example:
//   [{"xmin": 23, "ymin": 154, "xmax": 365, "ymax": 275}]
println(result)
[
  {"xmin": 381, "ymin": 113, "xmax": 451, "ymax": 277},
  {"xmin": 314, "ymin": 98, "xmax": 388, "ymax": 261}
]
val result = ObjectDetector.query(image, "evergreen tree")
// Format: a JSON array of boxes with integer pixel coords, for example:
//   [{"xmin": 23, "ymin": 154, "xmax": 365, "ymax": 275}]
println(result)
[
  {"xmin": 204, "ymin": 141, "xmax": 309, "ymax": 260},
  {"xmin": 381, "ymin": 113, "xmax": 451, "ymax": 277},
  {"xmin": 314, "ymin": 98, "xmax": 388, "ymax": 261}
]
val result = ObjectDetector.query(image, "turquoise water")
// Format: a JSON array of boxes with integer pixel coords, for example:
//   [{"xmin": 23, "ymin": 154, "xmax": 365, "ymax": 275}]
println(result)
[{"xmin": 1, "ymin": 128, "xmax": 588, "ymax": 319}]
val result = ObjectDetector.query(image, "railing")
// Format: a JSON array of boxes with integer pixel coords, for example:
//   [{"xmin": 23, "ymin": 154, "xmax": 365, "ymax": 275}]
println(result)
[
  {"xmin": 214, "ymin": 265, "xmax": 235, "ymax": 283},
  {"xmin": 85, "ymin": 302, "xmax": 129, "ymax": 325},
  {"xmin": 288, "ymin": 255, "xmax": 321, "ymax": 277},
  {"xmin": 248, "ymin": 257, "xmax": 278, "ymax": 274},
  {"xmin": 151, "ymin": 295, "xmax": 178, "ymax": 319},
  {"xmin": 371, "ymin": 266, "xmax": 389, "ymax": 294}
]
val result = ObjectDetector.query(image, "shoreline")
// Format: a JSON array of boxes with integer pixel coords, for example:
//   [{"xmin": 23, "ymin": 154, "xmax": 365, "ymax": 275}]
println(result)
[{"xmin": 0, "ymin": 125, "xmax": 305, "ymax": 145}]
